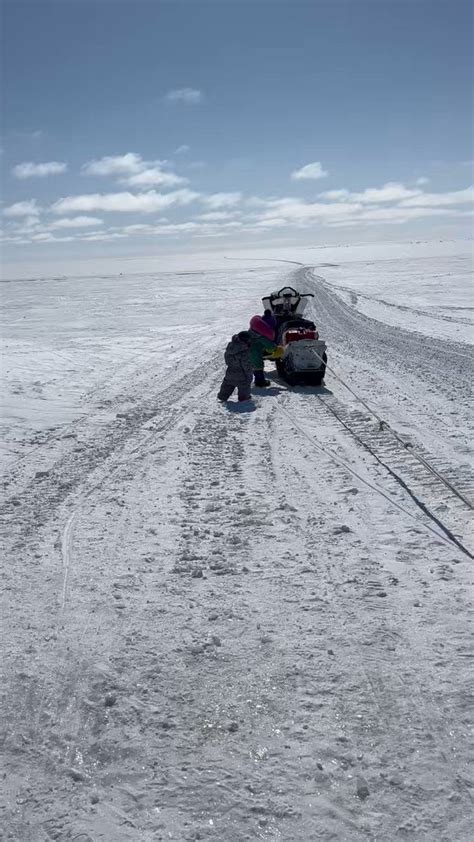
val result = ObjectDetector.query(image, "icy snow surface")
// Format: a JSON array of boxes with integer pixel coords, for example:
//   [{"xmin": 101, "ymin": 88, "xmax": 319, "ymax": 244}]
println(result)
[{"xmin": 1, "ymin": 244, "xmax": 473, "ymax": 840}]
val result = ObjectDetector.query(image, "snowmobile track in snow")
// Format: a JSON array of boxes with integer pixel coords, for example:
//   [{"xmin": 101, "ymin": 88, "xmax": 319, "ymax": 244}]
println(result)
[
  {"xmin": 311, "ymin": 392, "xmax": 473, "ymax": 559},
  {"xmin": 323, "ymin": 280, "xmax": 474, "ymax": 327},
  {"xmin": 1, "ymin": 353, "xmax": 222, "ymax": 557},
  {"xmin": 302, "ymin": 267, "xmax": 473, "ymax": 401},
  {"xmin": 282, "ymin": 265, "xmax": 474, "ymax": 557},
  {"xmin": 277, "ymin": 398, "xmax": 473, "ymax": 561},
  {"xmin": 2, "ymin": 260, "xmax": 473, "ymax": 841},
  {"xmin": 266, "ymin": 406, "xmax": 473, "ymax": 818}
]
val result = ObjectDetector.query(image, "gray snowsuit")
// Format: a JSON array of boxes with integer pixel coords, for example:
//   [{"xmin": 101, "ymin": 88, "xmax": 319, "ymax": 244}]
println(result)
[{"xmin": 217, "ymin": 332, "xmax": 253, "ymax": 401}]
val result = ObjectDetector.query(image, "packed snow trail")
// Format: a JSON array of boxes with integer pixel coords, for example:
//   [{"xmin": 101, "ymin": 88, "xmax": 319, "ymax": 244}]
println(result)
[
  {"xmin": 1, "ymin": 260, "xmax": 473, "ymax": 840},
  {"xmin": 296, "ymin": 336, "xmax": 473, "ymax": 511},
  {"xmin": 300, "ymin": 267, "xmax": 473, "ymax": 547},
  {"xmin": 276, "ymin": 400, "xmax": 473, "ymax": 561},
  {"xmin": 301, "ymin": 266, "xmax": 473, "ymax": 432}
]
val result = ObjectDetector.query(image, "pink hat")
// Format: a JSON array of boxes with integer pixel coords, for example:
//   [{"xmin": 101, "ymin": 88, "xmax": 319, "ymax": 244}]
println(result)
[{"xmin": 249, "ymin": 315, "xmax": 275, "ymax": 340}]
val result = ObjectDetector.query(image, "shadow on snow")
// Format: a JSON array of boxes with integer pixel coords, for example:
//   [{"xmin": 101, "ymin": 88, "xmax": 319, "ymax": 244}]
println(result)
[
  {"xmin": 266, "ymin": 371, "xmax": 334, "ymax": 397},
  {"xmin": 220, "ymin": 401, "xmax": 257, "ymax": 414}
]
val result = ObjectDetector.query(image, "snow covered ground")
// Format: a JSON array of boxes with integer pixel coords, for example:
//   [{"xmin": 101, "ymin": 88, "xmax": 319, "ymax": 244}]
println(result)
[
  {"xmin": 317, "ymin": 252, "xmax": 473, "ymax": 344},
  {"xmin": 1, "ymin": 243, "xmax": 473, "ymax": 840}
]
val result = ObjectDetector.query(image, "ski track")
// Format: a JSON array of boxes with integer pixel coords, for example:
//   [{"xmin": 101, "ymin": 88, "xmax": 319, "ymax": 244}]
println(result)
[{"xmin": 1, "ymin": 264, "xmax": 473, "ymax": 841}]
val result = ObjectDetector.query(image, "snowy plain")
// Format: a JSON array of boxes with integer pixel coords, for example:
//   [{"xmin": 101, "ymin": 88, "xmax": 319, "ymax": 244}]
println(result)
[{"xmin": 1, "ymin": 240, "xmax": 473, "ymax": 840}]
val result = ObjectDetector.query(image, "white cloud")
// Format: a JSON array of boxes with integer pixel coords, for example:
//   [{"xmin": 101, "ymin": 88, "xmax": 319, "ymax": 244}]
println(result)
[
  {"xmin": 3, "ymin": 199, "xmax": 41, "ymax": 217},
  {"xmin": 317, "ymin": 181, "xmax": 474, "ymax": 212},
  {"xmin": 30, "ymin": 232, "xmax": 57, "ymax": 242},
  {"xmin": 197, "ymin": 211, "xmax": 237, "ymax": 221},
  {"xmin": 256, "ymin": 197, "xmax": 363, "ymax": 223},
  {"xmin": 291, "ymin": 161, "xmax": 328, "ymax": 181},
  {"xmin": 0, "ymin": 235, "xmax": 31, "ymax": 244},
  {"xmin": 109, "ymin": 221, "xmax": 167, "ymax": 236},
  {"xmin": 9, "ymin": 215, "xmax": 42, "ymax": 234},
  {"xmin": 201, "ymin": 192, "xmax": 242, "ymax": 209},
  {"xmin": 165, "ymin": 88, "xmax": 202, "ymax": 104},
  {"xmin": 357, "ymin": 206, "xmax": 462, "ymax": 224},
  {"xmin": 122, "ymin": 168, "xmax": 187, "ymax": 187},
  {"xmin": 319, "ymin": 182, "xmax": 422, "ymax": 204},
  {"xmin": 254, "ymin": 217, "xmax": 289, "ymax": 229},
  {"xmin": 355, "ymin": 183, "xmax": 422, "ymax": 203},
  {"xmin": 415, "ymin": 176, "xmax": 430, "ymax": 186},
  {"xmin": 31, "ymin": 233, "xmax": 79, "ymax": 243},
  {"xmin": 82, "ymin": 152, "xmax": 186, "ymax": 189},
  {"xmin": 175, "ymin": 145, "xmax": 190, "ymax": 154},
  {"xmin": 107, "ymin": 217, "xmax": 244, "ymax": 239},
  {"xmin": 49, "ymin": 216, "xmax": 104, "ymax": 229},
  {"xmin": 245, "ymin": 196, "xmax": 278, "ymax": 208},
  {"xmin": 51, "ymin": 189, "xmax": 199, "ymax": 214},
  {"xmin": 6, "ymin": 168, "xmax": 470, "ymax": 250},
  {"xmin": 13, "ymin": 161, "xmax": 67, "ymax": 179},
  {"xmin": 120, "ymin": 223, "xmax": 156, "ymax": 233},
  {"xmin": 193, "ymin": 231, "xmax": 228, "ymax": 239},
  {"xmin": 23, "ymin": 229, "xmax": 130, "ymax": 245},
  {"xmin": 82, "ymin": 153, "xmax": 147, "ymax": 176},
  {"xmin": 400, "ymin": 185, "xmax": 474, "ymax": 207},
  {"xmin": 152, "ymin": 222, "xmax": 201, "ymax": 234},
  {"xmin": 248, "ymin": 185, "xmax": 473, "ymax": 229},
  {"xmin": 317, "ymin": 189, "xmax": 350, "ymax": 201},
  {"xmin": 123, "ymin": 220, "xmax": 243, "ymax": 238},
  {"xmin": 80, "ymin": 232, "xmax": 128, "ymax": 241}
]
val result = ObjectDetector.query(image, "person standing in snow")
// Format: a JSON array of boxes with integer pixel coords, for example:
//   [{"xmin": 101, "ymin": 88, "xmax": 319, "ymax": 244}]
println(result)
[
  {"xmin": 217, "ymin": 331, "xmax": 254, "ymax": 402},
  {"xmin": 248, "ymin": 314, "xmax": 283, "ymax": 387}
]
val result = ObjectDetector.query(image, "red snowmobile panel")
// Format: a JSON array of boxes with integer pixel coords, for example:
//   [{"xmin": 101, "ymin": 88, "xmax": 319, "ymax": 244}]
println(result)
[{"xmin": 283, "ymin": 328, "xmax": 318, "ymax": 344}]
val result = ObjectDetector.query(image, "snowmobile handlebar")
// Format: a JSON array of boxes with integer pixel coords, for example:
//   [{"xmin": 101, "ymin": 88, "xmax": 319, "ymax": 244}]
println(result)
[
  {"xmin": 263, "ymin": 287, "xmax": 315, "ymax": 301},
  {"xmin": 275, "ymin": 288, "xmax": 314, "ymax": 299}
]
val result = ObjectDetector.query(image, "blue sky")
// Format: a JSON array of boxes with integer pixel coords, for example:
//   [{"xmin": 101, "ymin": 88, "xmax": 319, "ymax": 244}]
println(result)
[{"xmin": 2, "ymin": 0, "xmax": 473, "ymax": 269}]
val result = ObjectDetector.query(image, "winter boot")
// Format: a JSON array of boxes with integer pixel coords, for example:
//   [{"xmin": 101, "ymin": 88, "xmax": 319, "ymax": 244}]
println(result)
[{"xmin": 254, "ymin": 371, "xmax": 271, "ymax": 388}]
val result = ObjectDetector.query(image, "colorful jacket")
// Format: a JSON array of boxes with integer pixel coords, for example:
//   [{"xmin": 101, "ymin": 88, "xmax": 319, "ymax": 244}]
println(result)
[{"xmin": 248, "ymin": 330, "xmax": 276, "ymax": 369}]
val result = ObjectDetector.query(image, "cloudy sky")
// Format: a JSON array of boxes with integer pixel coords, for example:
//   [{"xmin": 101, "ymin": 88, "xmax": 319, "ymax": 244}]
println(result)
[{"xmin": 2, "ymin": 0, "xmax": 473, "ymax": 269}]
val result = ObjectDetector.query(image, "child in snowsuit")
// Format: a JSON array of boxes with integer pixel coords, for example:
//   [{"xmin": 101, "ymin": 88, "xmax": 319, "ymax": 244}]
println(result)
[{"xmin": 217, "ymin": 331, "xmax": 253, "ymax": 402}]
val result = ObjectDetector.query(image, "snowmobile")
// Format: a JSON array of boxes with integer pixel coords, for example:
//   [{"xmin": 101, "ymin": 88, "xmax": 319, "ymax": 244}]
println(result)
[{"xmin": 262, "ymin": 286, "xmax": 327, "ymax": 386}]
